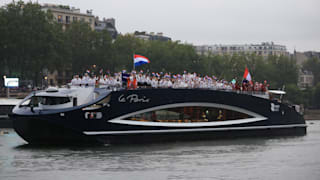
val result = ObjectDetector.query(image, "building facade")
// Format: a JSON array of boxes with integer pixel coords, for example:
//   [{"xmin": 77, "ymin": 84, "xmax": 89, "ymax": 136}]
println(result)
[
  {"xmin": 294, "ymin": 51, "xmax": 309, "ymax": 67},
  {"xmin": 298, "ymin": 70, "xmax": 314, "ymax": 89},
  {"xmin": 41, "ymin": 4, "xmax": 95, "ymax": 30},
  {"xmin": 95, "ymin": 17, "xmax": 118, "ymax": 39},
  {"xmin": 134, "ymin": 31, "xmax": 171, "ymax": 42},
  {"xmin": 294, "ymin": 51, "xmax": 319, "ymax": 89},
  {"xmin": 195, "ymin": 42, "xmax": 288, "ymax": 57}
]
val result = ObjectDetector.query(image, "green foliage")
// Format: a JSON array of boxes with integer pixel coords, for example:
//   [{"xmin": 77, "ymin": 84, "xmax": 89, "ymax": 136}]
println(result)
[
  {"xmin": 314, "ymin": 83, "xmax": 320, "ymax": 108},
  {"xmin": 303, "ymin": 57, "xmax": 320, "ymax": 84},
  {"xmin": 0, "ymin": 1, "xmax": 56, "ymax": 85},
  {"xmin": 285, "ymin": 84, "xmax": 304, "ymax": 104},
  {"xmin": 0, "ymin": 1, "xmax": 316, "ymax": 108},
  {"xmin": 0, "ymin": 1, "xmax": 299, "ymax": 88},
  {"xmin": 200, "ymin": 53, "xmax": 298, "ymax": 89}
]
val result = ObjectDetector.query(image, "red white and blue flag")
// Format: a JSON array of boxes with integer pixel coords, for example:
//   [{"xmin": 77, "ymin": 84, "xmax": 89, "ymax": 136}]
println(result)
[
  {"xmin": 243, "ymin": 67, "xmax": 252, "ymax": 81},
  {"xmin": 134, "ymin": 54, "xmax": 150, "ymax": 67}
]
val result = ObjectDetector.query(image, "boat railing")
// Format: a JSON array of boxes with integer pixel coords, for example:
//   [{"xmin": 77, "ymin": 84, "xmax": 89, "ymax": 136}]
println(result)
[{"xmin": 95, "ymin": 84, "xmax": 269, "ymax": 98}]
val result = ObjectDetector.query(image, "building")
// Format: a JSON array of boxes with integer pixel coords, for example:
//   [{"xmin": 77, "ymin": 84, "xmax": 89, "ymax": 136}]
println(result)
[
  {"xmin": 195, "ymin": 42, "xmax": 288, "ymax": 57},
  {"xmin": 134, "ymin": 31, "xmax": 171, "ymax": 42},
  {"xmin": 304, "ymin": 51, "xmax": 320, "ymax": 59},
  {"xmin": 294, "ymin": 51, "xmax": 309, "ymax": 67},
  {"xmin": 41, "ymin": 4, "xmax": 95, "ymax": 30},
  {"xmin": 298, "ymin": 70, "xmax": 314, "ymax": 89},
  {"xmin": 95, "ymin": 17, "xmax": 118, "ymax": 39},
  {"xmin": 293, "ymin": 51, "xmax": 319, "ymax": 89},
  {"xmin": 293, "ymin": 50, "xmax": 320, "ymax": 67}
]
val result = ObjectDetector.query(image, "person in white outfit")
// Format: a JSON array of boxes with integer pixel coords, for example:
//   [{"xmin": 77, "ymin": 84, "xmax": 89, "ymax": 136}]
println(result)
[
  {"xmin": 71, "ymin": 75, "xmax": 81, "ymax": 86},
  {"xmin": 81, "ymin": 73, "xmax": 90, "ymax": 86}
]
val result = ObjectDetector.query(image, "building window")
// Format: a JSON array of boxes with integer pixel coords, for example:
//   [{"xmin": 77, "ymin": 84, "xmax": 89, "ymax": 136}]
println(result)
[
  {"xmin": 125, "ymin": 106, "xmax": 252, "ymax": 123},
  {"xmin": 80, "ymin": 17, "xmax": 85, "ymax": 22},
  {"xmin": 66, "ymin": 16, "xmax": 70, "ymax": 24},
  {"xmin": 73, "ymin": 16, "xmax": 78, "ymax": 22},
  {"xmin": 58, "ymin": 15, "xmax": 63, "ymax": 23}
]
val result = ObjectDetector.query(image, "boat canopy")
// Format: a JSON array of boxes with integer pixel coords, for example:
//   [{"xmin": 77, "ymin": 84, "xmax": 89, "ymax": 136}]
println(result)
[{"xmin": 26, "ymin": 87, "xmax": 96, "ymax": 109}]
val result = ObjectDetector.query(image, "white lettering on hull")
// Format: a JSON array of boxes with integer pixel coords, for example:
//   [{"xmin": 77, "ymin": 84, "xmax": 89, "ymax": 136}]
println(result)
[{"xmin": 118, "ymin": 94, "xmax": 150, "ymax": 103}]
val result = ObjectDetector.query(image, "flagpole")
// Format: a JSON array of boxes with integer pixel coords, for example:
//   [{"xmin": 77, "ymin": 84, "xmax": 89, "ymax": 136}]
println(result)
[{"xmin": 133, "ymin": 53, "xmax": 135, "ymax": 71}]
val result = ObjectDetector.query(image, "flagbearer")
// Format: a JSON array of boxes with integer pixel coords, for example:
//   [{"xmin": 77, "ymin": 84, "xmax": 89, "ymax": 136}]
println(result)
[{"xmin": 127, "ymin": 73, "xmax": 137, "ymax": 89}]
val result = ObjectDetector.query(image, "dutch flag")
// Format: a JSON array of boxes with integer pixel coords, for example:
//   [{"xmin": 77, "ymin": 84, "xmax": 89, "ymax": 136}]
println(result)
[
  {"xmin": 243, "ymin": 67, "xmax": 252, "ymax": 82},
  {"xmin": 134, "ymin": 54, "xmax": 150, "ymax": 67}
]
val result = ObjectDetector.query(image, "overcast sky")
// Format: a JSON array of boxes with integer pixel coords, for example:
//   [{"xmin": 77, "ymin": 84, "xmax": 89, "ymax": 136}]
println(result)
[{"xmin": 1, "ymin": 0, "xmax": 320, "ymax": 52}]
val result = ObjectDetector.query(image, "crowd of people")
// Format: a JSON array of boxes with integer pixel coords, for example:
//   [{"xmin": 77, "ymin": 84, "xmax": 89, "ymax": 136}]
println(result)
[{"xmin": 70, "ymin": 70, "xmax": 269, "ymax": 92}]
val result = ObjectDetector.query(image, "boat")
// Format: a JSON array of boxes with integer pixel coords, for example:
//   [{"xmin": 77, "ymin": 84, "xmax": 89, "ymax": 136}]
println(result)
[{"xmin": 11, "ymin": 86, "xmax": 307, "ymax": 144}]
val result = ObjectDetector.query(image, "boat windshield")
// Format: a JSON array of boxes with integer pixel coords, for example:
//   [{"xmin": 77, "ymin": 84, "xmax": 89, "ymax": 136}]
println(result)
[
  {"xmin": 19, "ymin": 96, "xmax": 41, "ymax": 107},
  {"xmin": 20, "ymin": 96, "xmax": 71, "ymax": 107},
  {"xmin": 40, "ymin": 96, "xmax": 71, "ymax": 105}
]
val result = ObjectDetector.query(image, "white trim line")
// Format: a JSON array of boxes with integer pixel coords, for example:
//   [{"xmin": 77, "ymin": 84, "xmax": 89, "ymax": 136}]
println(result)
[
  {"xmin": 83, "ymin": 124, "xmax": 307, "ymax": 135},
  {"xmin": 109, "ymin": 118, "xmax": 266, "ymax": 127}
]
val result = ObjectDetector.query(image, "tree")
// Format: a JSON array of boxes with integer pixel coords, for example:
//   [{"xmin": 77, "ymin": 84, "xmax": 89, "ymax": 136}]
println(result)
[
  {"xmin": 64, "ymin": 22, "xmax": 97, "ymax": 74},
  {"xmin": 285, "ymin": 84, "xmax": 303, "ymax": 104},
  {"xmin": 0, "ymin": 1, "xmax": 57, "ymax": 85},
  {"xmin": 112, "ymin": 34, "xmax": 144, "ymax": 71},
  {"xmin": 314, "ymin": 83, "xmax": 320, "ymax": 108},
  {"xmin": 303, "ymin": 57, "xmax": 320, "ymax": 85}
]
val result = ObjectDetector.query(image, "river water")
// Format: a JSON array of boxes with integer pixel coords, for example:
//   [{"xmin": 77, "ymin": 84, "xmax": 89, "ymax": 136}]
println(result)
[{"xmin": 1, "ymin": 121, "xmax": 320, "ymax": 180}]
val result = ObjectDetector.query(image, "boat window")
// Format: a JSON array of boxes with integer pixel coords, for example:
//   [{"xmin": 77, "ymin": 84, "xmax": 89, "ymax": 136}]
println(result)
[
  {"xmin": 19, "ymin": 96, "xmax": 41, "ymax": 107},
  {"xmin": 82, "ymin": 95, "xmax": 111, "ymax": 110},
  {"xmin": 20, "ymin": 98, "xmax": 31, "ymax": 107},
  {"xmin": 97, "ymin": 95, "xmax": 111, "ymax": 106},
  {"xmin": 40, "ymin": 96, "xmax": 71, "ymax": 105},
  {"xmin": 126, "ymin": 106, "xmax": 252, "ymax": 123}
]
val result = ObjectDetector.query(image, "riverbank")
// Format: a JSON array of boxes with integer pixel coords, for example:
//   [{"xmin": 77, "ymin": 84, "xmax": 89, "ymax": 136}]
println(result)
[
  {"xmin": 304, "ymin": 109, "xmax": 320, "ymax": 120},
  {"xmin": 0, "ymin": 105, "xmax": 15, "ymax": 128},
  {"xmin": 0, "ymin": 98, "xmax": 21, "ymax": 128}
]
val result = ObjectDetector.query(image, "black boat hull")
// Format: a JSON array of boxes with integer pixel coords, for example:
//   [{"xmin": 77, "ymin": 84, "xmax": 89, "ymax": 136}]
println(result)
[
  {"xmin": 12, "ymin": 89, "xmax": 307, "ymax": 144},
  {"xmin": 13, "ymin": 116, "xmax": 306, "ymax": 144}
]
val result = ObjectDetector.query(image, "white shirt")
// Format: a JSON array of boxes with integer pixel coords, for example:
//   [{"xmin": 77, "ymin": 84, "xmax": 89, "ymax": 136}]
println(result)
[
  {"xmin": 71, "ymin": 78, "xmax": 81, "ymax": 86},
  {"xmin": 81, "ymin": 76, "xmax": 90, "ymax": 85}
]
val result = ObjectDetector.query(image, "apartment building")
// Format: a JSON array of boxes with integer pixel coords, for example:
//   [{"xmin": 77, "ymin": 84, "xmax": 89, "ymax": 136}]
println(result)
[
  {"xmin": 134, "ymin": 31, "xmax": 171, "ymax": 42},
  {"xmin": 41, "ymin": 4, "xmax": 95, "ymax": 30},
  {"xmin": 298, "ymin": 70, "xmax": 314, "ymax": 89},
  {"xmin": 195, "ymin": 42, "xmax": 288, "ymax": 57},
  {"xmin": 95, "ymin": 17, "xmax": 118, "ymax": 39}
]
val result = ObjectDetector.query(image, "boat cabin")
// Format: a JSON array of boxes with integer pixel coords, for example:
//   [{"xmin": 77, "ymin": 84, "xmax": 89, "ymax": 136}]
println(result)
[{"xmin": 19, "ymin": 87, "xmax": 96, "ymax": 110}]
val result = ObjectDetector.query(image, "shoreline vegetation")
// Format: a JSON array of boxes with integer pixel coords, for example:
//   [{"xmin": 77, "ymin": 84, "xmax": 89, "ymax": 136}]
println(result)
[{"xmin": 0, "ymin": 1, "xmax": 320, "ymax": 109}]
